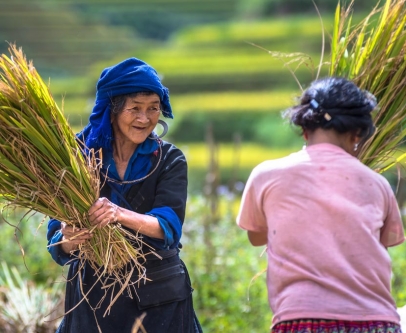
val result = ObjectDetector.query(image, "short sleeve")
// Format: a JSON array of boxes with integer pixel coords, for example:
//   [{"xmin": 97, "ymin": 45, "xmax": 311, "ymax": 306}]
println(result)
[
  {"xmin": 237, "ymin": 167, "xmax": 267, "ymax": 232},
  {"xmin": 380, "ymin": 183, "xmax": 405, "ymax": 247}
]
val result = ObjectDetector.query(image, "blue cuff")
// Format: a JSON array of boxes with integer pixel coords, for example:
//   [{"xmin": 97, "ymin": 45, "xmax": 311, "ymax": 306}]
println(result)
[
  {"xmin": 47, "ymin": 219, "xmax": 76, "ymax": 266},
  {"xmin": 157, "ymin": 215, "xmax": 174, "ymax": 248},
  {"xmin": 146, "ymin": 207, "xmax": 182, "ymax": 249}
]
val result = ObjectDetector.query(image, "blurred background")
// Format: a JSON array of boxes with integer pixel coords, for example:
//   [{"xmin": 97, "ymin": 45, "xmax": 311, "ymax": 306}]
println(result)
[{"xmin": 0, "ymin": 0, "xmax": 405, "ymax": 332}]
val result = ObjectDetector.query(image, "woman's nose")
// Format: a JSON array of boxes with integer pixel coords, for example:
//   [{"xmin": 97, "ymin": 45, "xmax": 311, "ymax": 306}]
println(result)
[{"xmin": 134, "ymin": 112, "xmax": 149, "ymax": 122}]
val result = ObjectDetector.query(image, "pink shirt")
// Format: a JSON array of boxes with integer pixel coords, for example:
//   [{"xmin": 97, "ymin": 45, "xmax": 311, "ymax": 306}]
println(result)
[{"xmin": 237, "ymin": 143, "xmax": 404, "ymax": 326}]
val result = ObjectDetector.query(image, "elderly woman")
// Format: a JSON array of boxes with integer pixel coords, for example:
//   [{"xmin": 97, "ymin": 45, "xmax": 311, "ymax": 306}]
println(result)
[
  {"xmin": 47, "ymin": 58, "xmax": 202, "ymax": 333},
  {"xmin": 237, "ymin": 77, "xmax": 404, "ymax": 333}
]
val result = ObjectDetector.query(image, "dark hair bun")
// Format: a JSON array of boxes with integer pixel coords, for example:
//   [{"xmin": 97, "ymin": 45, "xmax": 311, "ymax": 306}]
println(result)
[{"xmin": 283, "ymin": 77, "xmax": 376, "ymax": 139}]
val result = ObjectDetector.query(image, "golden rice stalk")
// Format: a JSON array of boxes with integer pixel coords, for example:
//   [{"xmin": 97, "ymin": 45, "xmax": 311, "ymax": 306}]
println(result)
[
  {"xmin": 0, "ymin": 45, "xmax": 148, "ymax": 297},
  {"xmin": 257, "ymin": 0, "xmax": 405, "ymax": 174},
  {"xmin": 329, "ymin": 0, "xmax": 406, "ymax": 172}
]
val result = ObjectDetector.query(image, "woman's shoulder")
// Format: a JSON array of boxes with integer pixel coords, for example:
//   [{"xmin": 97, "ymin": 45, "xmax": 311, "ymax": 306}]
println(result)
[
  {"xmin": 368, "ymin": 167, "xmax": 396, "ymax": 193},
  {"xmin": 256, "ymin": 149, "xmax": 306, "ymax": 168},
  {"xmin": 159, "ymin": 140, "xmax": 185, "ymax": 157},
  {"xmin": 156, "ymin": 141, "xmax": 187, "ymax": 171},
  {"xmin": 250, "ymin": 150, "xmax": 306, "ymax": 178}
]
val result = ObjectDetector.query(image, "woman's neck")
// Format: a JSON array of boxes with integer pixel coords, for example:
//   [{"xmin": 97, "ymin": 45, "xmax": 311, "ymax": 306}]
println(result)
[
  {"xmin": 306, "ymin": 128, "xmax": 357, "ymax": 156},
  {"xmin": 113, "ymin": 138, "xmax": 138, "ymax": 163}
]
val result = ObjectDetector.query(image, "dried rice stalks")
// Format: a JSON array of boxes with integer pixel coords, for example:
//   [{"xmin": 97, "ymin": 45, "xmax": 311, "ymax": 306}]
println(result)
[
  {"xmin": 131, "ymin": 313, "xmax": 147, "ymax": 333},
  {"xmin": 0, "ymin": 44, "xmax": 149, "ymax": 310},
  {"xmin": 329, "ymin": 0, "xmax": 406, "ymax": 172},
  {"xmin": 257, "ymin": 0, "xmax": 405, "ymax": 174}
]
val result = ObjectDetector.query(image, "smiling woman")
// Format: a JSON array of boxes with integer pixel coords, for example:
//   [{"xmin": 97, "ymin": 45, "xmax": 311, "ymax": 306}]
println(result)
[
  {"xmin": 111, "ymin": 93, "xmax": 162, "ymax": 179},
  {"xmin": 46, "ymin": 58, "xmax": 203, "ymax": 333}
]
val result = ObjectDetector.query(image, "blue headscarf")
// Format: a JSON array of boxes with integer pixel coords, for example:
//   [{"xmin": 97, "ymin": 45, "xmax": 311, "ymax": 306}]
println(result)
[{"xmin": 81, "ymin": 57, "xmax": 173, "ymax": 150}]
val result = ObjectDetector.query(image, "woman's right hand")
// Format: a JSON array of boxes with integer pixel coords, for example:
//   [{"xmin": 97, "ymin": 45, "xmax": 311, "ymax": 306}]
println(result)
[{"xmin": 60, "ymin": 222, "xmax": 92, "ymax": 254}]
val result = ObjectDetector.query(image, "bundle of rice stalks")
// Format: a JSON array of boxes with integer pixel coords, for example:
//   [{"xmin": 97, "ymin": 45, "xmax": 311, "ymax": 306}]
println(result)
[
  {"xmin": 0, "ymin": 45, "xmax": 147, "ymax": 300},
  {"xmin": 256, "ymin": 0, "xmax": 405, "ymax": 174},
  {"xmin": 329, "ymin": 0, "xmax": 406, "ymax": 172}
]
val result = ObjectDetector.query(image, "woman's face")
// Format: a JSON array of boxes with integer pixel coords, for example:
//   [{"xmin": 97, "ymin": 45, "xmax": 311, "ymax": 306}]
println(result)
[{"xmin": 112, "ymin": 93, "xmax": 161, "ymax": 146}]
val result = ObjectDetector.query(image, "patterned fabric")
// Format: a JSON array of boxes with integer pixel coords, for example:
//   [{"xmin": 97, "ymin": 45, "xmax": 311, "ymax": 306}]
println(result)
[{"xmin": 272, "ymin": 319, "xmax": 401, "ymax": 333}]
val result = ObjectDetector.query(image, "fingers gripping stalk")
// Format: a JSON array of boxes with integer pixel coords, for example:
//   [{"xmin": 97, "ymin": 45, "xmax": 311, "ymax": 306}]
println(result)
[{"xmin": 89, "ymin": 197, "xmax": 120, "ymax": 229}]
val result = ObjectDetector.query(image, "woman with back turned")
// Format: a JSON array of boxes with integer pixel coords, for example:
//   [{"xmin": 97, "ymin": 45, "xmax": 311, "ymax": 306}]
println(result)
[{"xmin": 237, "ymin": 77, "xmax": 404, "ymax": 333}]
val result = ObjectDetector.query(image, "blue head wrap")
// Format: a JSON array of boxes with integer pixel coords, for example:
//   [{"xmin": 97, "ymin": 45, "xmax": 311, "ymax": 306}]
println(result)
[{"xmin": 80, "ymin": 57, "xmax": 173, "ymax": 150}]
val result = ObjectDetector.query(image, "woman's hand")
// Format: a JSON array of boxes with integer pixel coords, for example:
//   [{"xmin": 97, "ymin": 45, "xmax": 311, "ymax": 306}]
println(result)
[
  {"xmin": 88, "ymin": 197, "xmax": 120, "ymax": 229},
  {"xmin": 60, "ymin": 222, "xmax": 92, "ymax": 254}
]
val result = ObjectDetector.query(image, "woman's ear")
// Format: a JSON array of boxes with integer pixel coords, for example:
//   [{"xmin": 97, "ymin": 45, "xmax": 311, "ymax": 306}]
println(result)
[
  {"xmin": 353, "ymin": 135, "xmax": 362, "ymax": 146},
  {"xmin": 350, "ymin": 133, "xmax": 363, "ymax": 156},
  {"xmin": 303, "ymin": 130, "xmax": 309, "ymax": 141},
  {"xmin": 350, "ymin": 129, "xmax": 363, "ymax": 145}
]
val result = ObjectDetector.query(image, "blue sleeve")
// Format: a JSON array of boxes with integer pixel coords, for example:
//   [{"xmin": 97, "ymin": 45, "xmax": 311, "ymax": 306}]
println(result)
[
  {"xmin": 146, "ymin": 207, "xmax": 182, "ymax": 249},
  {"xmin": 47, "ymin": 219, "xmax": 75, "ymax": 266}
]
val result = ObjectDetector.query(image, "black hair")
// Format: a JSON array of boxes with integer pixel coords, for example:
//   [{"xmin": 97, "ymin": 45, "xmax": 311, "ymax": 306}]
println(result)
[
  {"xmin": 283, "ymin": 77, "xmax": 377, "ymax": 140},
  {"xmin": 110, "ymin": 91, "xmax": 158, "ymax": 115}
]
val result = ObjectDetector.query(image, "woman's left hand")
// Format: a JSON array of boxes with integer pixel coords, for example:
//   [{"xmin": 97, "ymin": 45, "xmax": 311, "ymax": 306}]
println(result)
[{"xmin": 88, "ymin": 197, "xmax": 120, "ymax": 228}]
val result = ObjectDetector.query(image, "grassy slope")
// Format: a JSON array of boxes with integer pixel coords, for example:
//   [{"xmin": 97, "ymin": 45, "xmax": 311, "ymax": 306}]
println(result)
[
  {"xmin": 45, "ymin": 15, "xmax": 325, "ymax": 193},
  {"xmin": 54, "ymin": 15, "xmax": 328, "ymax": 149}
]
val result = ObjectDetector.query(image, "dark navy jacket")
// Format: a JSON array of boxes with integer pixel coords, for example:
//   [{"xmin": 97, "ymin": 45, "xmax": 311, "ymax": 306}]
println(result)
[{"xmin": 47, "ymin": 141, "xmax": 202, "ymax": 333}]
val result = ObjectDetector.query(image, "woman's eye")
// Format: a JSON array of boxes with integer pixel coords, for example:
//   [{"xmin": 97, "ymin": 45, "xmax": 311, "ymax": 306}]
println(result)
[{"xmin": 126, "ymin": 107, "xmax": 139, "ymax": 113}]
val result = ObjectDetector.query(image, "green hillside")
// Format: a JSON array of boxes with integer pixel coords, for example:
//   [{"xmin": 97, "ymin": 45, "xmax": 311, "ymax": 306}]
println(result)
[
  {"xmin": 0, "ymin": 2, "xmax": 346, "ymax": 188},
  {"xmin": 0, "ymin": 1, "xmax": 137, "ymax": 75},
  {"xmin": 51, "ymin": 15, "xmax": 329, "ymax": 153},
  {"xmin": 0, "ymin": 0, "xmax": 369, "ymax": 75},
  {"xmin": 0, "ymin": 0, "xmax": 239, "ymax": 74}
]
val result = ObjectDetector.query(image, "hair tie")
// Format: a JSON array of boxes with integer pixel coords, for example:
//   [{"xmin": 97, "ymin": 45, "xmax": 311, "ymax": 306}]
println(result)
[
  {"xmin": 309, "ymin": 99, "xmax": 319, "ymax": 110},
  {"xmin": 310, "ymin": 99, "xmax": 332, "ymax": 121}
]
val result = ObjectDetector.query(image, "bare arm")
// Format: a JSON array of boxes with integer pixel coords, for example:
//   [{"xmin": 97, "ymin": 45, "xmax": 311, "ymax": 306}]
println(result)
[
  {"xmin": 88, "ymin": 197, "xmax": 164, "ymax": 239},
  {"xmin": 247, "ymin": 230, "xmax": 267, "ymax": 246}
]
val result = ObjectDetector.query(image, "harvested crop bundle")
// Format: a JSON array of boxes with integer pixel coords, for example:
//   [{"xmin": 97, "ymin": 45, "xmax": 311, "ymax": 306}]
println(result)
[
  {"xmin": 329, "ymin": 0, "xmax": 406, "ymax": 171},
  {"xmin": 258, "ymin": 0, "xmax": 405, "ymax": 173},
  {"xmin": 0, "ymin": 44, "xmax": 147, "ymax": 300}
]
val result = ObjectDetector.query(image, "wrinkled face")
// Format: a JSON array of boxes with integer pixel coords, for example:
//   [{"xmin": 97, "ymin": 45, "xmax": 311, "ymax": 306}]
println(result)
[{"xmin": 112, "ymin": 93, "xmax": 161, "ymax": 145}]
